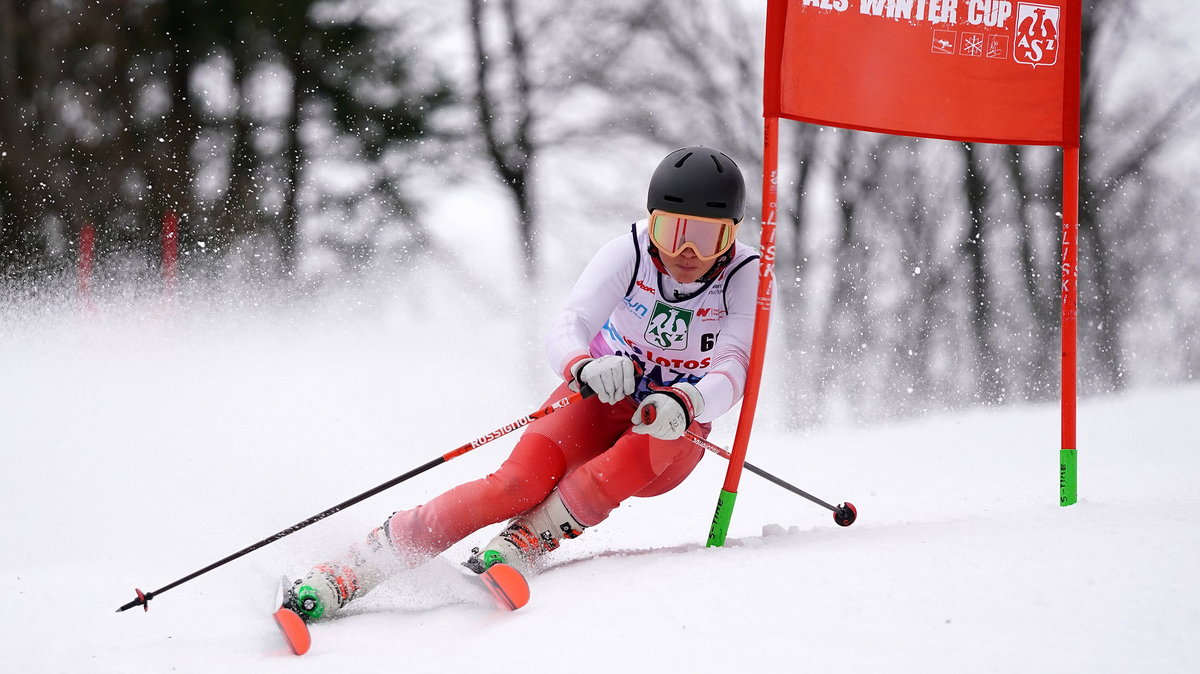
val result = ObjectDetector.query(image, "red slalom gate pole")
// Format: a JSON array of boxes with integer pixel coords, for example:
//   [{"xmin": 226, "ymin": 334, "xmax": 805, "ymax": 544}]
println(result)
[
  {"xmin": 707, "ymin": 115, "xmax": 780, "ymax": 547},
  {"xmin": 78, "ymin": 222, "xmax": 96, "ymax": 312},
  {"xmin": 1060, "ymin": 146, "xmax": 1079, "ymax": 506},
  {"xmin": 116, "ymin": 389, "xmax": 591, "ymax": 613},
  {"xmin": 161, "ymin": 211, "xmax": 179, "ymax": 308}
]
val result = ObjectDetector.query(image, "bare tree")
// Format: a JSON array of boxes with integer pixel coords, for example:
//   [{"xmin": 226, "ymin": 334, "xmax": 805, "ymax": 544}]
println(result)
[
  {"xmin": 456, "ymin": 0, "xmax": 766, "ymax": 280},
  {"xmin": 1076, "ymin": 0, "xmax": 1200, "ymax": 391},
  {"xmin": 467, "ymin": 0, "xmax": 538, "ymax": 278},
  {"xmin": 1002, "ymin": 144, "xmax": 1060, "ymax": 400},
  {"xmin": 961, "ymin": 142, "xmax": 1003, "ymax": 403}
]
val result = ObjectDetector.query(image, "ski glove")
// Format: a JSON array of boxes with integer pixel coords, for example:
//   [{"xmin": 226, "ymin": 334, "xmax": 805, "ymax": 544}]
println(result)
[
  {"xmin": 572, "ymin": 355, "xmax": 638, "ymax": 405},
  {"xmin": 631, "ymin": 382, "xmax": 704, "ymax": 440}
]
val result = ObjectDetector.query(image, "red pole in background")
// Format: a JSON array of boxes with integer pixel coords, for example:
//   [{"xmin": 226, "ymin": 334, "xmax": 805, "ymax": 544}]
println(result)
[
  {"xmin": 161, "ymin": 210, "xmax": 179, "ymax": 308},
  {"xmin": 78, "ymin": 222, "xmax": 96, "ymax": 313},
  {"xmin": 1059, "ymin": 1, "xmax": 1082, "ymax": 507},
  {"xmin": 1060, "ymin": 147, "xmax": 1079, "ymax": 506}
]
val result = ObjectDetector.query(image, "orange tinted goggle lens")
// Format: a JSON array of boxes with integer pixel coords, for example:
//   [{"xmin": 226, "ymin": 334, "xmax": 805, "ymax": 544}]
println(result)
[{"xmin": 649, "ymin": 213, "xmax": 735, "ymax": 260}]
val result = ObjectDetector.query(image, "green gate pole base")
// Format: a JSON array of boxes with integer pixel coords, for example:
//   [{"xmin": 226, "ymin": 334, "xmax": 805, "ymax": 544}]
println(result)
[
  {"xmin": 1060, "ymin": 448, "xmax": 1077, "ymax": 506},
  {"xmin": 707, "ymin": 489, "xmax": 738, "ymax": 547}
]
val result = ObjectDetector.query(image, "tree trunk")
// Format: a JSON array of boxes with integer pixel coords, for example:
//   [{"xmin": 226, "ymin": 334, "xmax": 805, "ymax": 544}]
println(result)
[
  {"xmin": 961, "ymin": 143, "xmax": 1002, "ymax": 404},
  {"xmin": 1004, "ymin": 145, "xmax": 1058, "ymax": 400},
  {"xmin": 468, "ymin": 0, "xmax": 537, "ymax": 280},
  {"xmin": 279, "ymin": 47, "xmax": 305, "ymax": 277}
]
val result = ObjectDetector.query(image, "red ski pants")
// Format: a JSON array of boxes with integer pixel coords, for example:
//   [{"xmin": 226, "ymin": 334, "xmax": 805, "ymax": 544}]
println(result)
[{"xmin": 386, "ymin": 382, "xmax": 709, "ymax": 559}]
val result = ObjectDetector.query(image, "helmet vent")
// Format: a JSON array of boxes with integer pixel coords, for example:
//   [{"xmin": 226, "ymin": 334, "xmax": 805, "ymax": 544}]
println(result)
[
  {"xmin": 664, "ymin": 195, "xmax": 685, "ymax": 203},
  {"xmin": 706, "ymin": 201, "xmax": 727, "ymax": 208},
  {"xmin": 673, "ymin": 152, "xmax": 694, "ymax": 168},
  {"xmin": 709, "ymin": 154, "xmax": 725, "ymax": 173}
]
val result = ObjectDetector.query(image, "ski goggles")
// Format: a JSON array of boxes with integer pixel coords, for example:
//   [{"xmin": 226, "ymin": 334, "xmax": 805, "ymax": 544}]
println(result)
[{"xmin": 648, "ymin": 211, "xmax": 739, "ymax": 261}]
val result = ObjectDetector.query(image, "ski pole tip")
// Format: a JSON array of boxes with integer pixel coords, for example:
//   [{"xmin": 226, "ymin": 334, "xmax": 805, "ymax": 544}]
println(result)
[
  {"xmin": 116, "ymin": 588, "xmax": 151, "ymax": 613},
  {"xmin": 834, "ymin": 502, "xmax": 857, "ymax": 527}
]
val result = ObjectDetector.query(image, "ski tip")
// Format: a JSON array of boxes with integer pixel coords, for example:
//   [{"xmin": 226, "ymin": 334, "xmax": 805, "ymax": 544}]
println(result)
[
  {"xmin": 273, "ymin": 607, "xmax": 311, "ymax": 656},
  {"xmin": 480, "ymin": 563, "xmax": 531, "ymax": 611}
]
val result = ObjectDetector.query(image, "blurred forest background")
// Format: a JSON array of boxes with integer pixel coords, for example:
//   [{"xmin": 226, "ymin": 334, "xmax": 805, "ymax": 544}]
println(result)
[{"xmin": 2, "ymin": 0, "xmax": 1198, "ymax": 426}]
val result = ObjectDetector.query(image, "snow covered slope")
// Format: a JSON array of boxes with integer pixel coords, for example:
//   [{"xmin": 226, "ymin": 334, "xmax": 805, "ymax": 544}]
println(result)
[{"xmin": 2, "ymin": 304, "xmax": 1197, "ymax": 673}]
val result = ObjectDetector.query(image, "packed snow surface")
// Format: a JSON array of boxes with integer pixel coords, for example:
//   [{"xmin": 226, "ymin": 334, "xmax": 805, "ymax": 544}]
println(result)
[{"xmin": 3, "ymin": 303, "xmax": 1197, "ymax": 673}]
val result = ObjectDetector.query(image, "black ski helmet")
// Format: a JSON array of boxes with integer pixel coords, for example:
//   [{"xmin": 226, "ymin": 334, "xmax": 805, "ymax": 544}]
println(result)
[{"xmin": 646, "ymin": 147, "xmax": 746, "ymax": 224}]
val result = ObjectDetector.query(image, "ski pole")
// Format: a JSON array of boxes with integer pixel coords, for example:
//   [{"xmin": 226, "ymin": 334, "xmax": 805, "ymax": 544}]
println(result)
[
  {"xmin": 640, "ymin": 406, "xmax": 856, "ymax": 527},
  {"xmin": 117, "ymin": 388, "xmax": 591, "ymax": 613},
  {"xmin": 684, "ymin": 430, "xmax": 856, "ymax": 527}
]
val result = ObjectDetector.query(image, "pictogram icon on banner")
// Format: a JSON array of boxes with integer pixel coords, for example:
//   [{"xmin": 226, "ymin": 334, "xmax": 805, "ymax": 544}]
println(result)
[
  {"xmin": 960, "ymin": 32, "xmax": 985, "ymax": 57},
  {"xmin": 987, "ymin": 35, "xmax": 1011, "ymax": 59},
  {"xmin": 931, "ymin": 30, "xmax": 956, "ymax": 55}
]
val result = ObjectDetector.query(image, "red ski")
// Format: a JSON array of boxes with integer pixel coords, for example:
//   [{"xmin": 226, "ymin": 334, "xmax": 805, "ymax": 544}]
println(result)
[
  {"xmin": 273, "ymin": 577, "xmax": 311, "ymax": 655},
  {"xmin": 478, "ymin": 562, "xmax": 530, "ymax": 611},
  {"xmin": 273, "ymin": 605, "xmax": 311, "ymax": 656}
]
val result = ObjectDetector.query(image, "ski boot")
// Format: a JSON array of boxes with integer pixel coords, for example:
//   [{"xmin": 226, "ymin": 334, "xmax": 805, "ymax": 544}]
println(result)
[
  {"xmin": 283, "ymin": 563, "xmax": 359, "ymax": 622},
  {"xmin": 464, "ymin": 491, "xmax": 587, "ymax": 576},
  {"xmin": 284, "ymin": 520, "xmax": 401, "ymax": 621}
]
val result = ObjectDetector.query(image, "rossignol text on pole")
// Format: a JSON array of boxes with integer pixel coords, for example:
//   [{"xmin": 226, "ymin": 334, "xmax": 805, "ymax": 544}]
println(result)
[{"xmin": 116, "ymin": 389, "xmax": 591, "ymax": 613}]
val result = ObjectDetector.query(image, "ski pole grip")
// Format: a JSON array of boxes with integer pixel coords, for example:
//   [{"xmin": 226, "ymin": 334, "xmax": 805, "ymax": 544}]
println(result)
[
  {"xmin": 627, "ymin": 360, "xmax": 656, "ymax": 425},
  {"xmin": 641, "ymin": 405, "xmax": 656, "ymax": 424},
  {"xmin": 576, "ymin": 356, "xmax": 646, "ymax": 401}
]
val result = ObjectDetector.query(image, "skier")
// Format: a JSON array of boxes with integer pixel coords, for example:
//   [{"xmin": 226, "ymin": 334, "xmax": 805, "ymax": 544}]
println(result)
[{"xmin": 285, "ymin": 146, "xmax": 760, "ymax": 621}]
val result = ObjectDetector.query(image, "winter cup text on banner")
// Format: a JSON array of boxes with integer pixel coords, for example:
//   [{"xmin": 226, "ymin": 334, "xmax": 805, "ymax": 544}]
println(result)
[{"xmin": 764, "ymin": 0, "xmax": 1081, "ymax": 146}]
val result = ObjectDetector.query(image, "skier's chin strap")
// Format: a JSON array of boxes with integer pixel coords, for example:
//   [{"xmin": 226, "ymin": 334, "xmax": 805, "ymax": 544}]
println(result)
[{"xmin": 648, "ymin": 245, "xmax": 733, "ymax": 287}]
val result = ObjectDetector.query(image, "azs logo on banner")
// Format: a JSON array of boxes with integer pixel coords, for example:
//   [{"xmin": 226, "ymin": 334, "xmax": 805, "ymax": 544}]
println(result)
[{"xmin": 1014, "ymin": 2, "xmax": 1060, "ymax": 67}]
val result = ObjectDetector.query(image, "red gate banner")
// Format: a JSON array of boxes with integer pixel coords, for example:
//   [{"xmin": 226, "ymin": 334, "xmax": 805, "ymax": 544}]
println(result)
[{"xmin": 764, "ymin": 0, "xmax": 1081, "ymax": 146}]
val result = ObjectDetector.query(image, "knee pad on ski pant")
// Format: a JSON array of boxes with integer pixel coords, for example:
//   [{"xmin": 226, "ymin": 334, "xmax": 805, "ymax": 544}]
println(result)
[
  {"xmin": 557, "ymin": 420, "xmax": 710, "ymax": 525},
  {"xmin": 385, "ymin": 432, "xmax": 567, "ymax": 559},
  {"xmin": 632, "ymin": 422, "xmax": 709, "ymax": 497}
]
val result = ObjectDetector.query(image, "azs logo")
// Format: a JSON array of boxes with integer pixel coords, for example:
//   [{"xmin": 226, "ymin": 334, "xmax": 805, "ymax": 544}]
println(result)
[
  {"xmin": 1014, "ymin": 2, "xmax": 1060, "ymax": 67},
  {"xmin": 644, "ymin": 301, "xmax": 692, "ymax": 350}
]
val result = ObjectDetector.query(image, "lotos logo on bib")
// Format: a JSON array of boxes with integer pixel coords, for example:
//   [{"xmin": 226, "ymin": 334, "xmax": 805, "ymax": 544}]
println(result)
[{"xmin": 644, "ymin": 301, "xmax": 693, "ymax": 350}]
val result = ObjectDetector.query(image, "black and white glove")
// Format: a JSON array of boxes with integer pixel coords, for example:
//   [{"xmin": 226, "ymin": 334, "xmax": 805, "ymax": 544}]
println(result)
[
  {"xmin": 571, "ymin": 355, "xmax": 638, "ymax": 405},
  {"xmin": 631, "ymin": 383, "xmax": 704, "ymax": 440}
]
